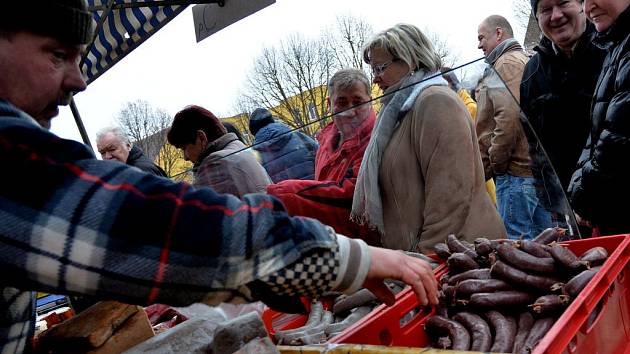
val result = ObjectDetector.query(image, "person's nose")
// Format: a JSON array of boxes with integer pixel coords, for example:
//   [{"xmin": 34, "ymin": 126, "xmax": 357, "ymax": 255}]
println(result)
[
  {"xmin": 64, "ymin": 62, "xmax": 87, "ymax": 94},
  {"xmin": 583, "ymin": 0, "xmax": 594, "ymax": 15},
  {"xmin": 102, "ymin": 152, "xmax": 112, "ymax": 160},
  {"xmin": 549, "ymin": 6, "xmax": 564, "ymax": 21}
]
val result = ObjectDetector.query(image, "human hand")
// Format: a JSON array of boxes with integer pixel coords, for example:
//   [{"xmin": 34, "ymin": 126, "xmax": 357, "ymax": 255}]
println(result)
[
  {"xmin": 441, "ymin": 70, "xmax": 462, "ymax": 91},
  {"xmin": 363, "ymin": 246, "xmax": 439, "ymax": 307},
  {"xmin": 575, "ymin": 212, "xmax": 592, "ymax": 228}
]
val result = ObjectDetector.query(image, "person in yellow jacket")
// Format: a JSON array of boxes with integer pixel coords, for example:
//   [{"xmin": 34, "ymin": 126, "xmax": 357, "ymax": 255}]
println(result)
[{"xmin": 442, "ymin": 67, "xmax": 497, "ymax": 205}]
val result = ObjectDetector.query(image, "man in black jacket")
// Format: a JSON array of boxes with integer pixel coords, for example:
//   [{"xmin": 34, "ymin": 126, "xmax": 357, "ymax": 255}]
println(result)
[
  {"xmin": 520, "ymin": 0, "xmax": 606, "ymax": 226},
  {"xmin": 96, "ymin": 126, "xmax": 168, "ymax": 177}
]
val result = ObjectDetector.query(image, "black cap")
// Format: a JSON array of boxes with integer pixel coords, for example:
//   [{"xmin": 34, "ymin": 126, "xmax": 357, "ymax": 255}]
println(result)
[
  {"xmin": 1, "ymin": 0, "xmax": 94, "ymax": 45},
  {"xmin": 249, "ymin": 108, "xmax": 275, "ymax": 136}
]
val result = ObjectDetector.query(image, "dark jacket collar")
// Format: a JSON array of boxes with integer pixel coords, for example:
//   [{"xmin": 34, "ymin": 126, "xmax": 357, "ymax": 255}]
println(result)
[
  {"xmin": 593, "ymin": 4, "xmax": 630, "ymax": 50},
  {"xmin": 0, "ymin": 99, "xmax": 42, "ymax": 127}
]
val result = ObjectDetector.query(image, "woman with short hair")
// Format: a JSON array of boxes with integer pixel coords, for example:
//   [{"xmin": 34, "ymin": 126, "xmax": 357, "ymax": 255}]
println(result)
[{"xmin": 352, "ymin": 24, "xmax": 506, "ymax": 253}]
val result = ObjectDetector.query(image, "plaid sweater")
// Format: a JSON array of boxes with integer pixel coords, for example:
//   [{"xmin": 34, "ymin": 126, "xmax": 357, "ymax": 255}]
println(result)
[{"xmin": 0, "ymin": 100, "xmax": 370, "ymax": 353}]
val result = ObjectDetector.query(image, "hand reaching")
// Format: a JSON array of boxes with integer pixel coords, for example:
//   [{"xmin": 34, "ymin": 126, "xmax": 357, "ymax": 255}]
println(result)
[{"xmin": 363, "ymin": 246, "xmax": 439, "ymax": 306}]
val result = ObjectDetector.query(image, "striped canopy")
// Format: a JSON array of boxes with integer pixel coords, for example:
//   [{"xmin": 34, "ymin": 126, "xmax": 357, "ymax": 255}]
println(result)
[{"xmin": 83, "ymin": 1, "xmax": 191, "ymax": 84}]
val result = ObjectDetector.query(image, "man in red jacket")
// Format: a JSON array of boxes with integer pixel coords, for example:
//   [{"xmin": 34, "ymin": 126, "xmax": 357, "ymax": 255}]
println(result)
[{"xmin": 267, "ymin": 68, "xmax": 379, "ymax": 245}]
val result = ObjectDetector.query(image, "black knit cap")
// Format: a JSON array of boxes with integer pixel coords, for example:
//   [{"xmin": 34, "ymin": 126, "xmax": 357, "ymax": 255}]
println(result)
[
  {"xmin": 249, "ymin": 108, "xmax": 275, "ymax": 136},
  {"xmin": 1, "ymin": 0, "xmax": 93, "ymax": 45},
  {"xmin": 531, "ymin": 0, "xmax": 540, "ymax": 15}
]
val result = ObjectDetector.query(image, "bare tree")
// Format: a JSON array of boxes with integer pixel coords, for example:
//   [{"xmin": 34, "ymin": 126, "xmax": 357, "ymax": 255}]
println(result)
[
  {"xmin": 323, "ymin": 14, "xmax": 373, "ymax": 70},
  {"xmin": 236, "ymin": 14, "xmax": 374, "ymax": 137},
  {"xmin": 116, "ymin": 99, "xmax": 180, "ymax": 177},
  {"xmin": 423, "ymin": 28, "xmax": 460, "ymax": 68},
  {"xmin": 513, "ymin": 0, "xmax": 540, "ymax": 53}
]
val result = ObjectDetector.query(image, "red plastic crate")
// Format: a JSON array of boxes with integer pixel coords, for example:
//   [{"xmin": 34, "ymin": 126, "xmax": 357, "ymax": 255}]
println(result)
[
  {"xmin": 534, "ymin": 234, "xmax": 630, "ymax": 354},
  {"xmin": 332, "ymin": 235, "xmax": 630, "ymax": 354},
  {"xmin": 262, "ymin": 262, "xmax": 448, "ymax": 341}
]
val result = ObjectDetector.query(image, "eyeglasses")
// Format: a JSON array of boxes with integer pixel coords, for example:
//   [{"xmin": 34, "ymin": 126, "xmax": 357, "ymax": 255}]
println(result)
[{"xmin": 371, "ymin": 60, "xmax": 395, "ymax": 76}]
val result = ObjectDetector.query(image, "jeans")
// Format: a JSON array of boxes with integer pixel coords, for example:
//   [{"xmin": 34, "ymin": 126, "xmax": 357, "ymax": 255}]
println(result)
[{"xmin": 495, "ymin": 174, "xmax": 553, "ymax": 240}]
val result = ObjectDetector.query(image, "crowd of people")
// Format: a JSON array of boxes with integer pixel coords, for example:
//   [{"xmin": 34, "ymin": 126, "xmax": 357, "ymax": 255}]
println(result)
[{"xmin": 1, "ymin": 0, "xmax": 629, "ymax": 352}]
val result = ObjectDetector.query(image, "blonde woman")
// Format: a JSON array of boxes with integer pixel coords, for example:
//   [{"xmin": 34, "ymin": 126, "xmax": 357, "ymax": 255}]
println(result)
[{"xmin": 352, "ymin": 24, "xmax": 506, "ymax": 254}]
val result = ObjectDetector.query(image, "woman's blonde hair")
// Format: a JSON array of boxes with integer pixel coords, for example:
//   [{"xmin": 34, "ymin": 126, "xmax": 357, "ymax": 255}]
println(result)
[{"xmin": 362, "ymin": 23, "xmax": 441, "ymax": 73}]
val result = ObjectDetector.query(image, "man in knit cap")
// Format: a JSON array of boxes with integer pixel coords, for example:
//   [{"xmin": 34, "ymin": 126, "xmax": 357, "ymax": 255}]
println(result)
[
  {"xmin": 0, "ymin": 2, "xmax": 439, "ymax": 352},
  {"xmin": 520, "ymin": 0, "xmax": 605, "ymax": 234}
]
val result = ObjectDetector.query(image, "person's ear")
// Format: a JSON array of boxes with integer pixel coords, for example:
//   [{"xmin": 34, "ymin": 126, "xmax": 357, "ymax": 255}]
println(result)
[
  {"xmin": 326, "ymin": 96, "xmax": 331, "ymax": 113},
  {"xmin": 496, "ymin": 27, "xmax": 503, "ymax": 41},
  {"xmin": 197, "ymin": 130, "xmax": 208, "ymax": 146}
]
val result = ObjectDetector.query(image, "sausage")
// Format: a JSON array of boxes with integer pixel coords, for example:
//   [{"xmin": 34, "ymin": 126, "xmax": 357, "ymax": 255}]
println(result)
[
  {"xmin": 441, "ymin": 284, "xmax": 457, "ymax": 306},
  {"xmin": 464, "ymin": 291, "xmax": 537, "ymax": 308},
  {"xmin": 474, "ymin": 237, "xmax": 496, "ymax": 256},
  {"xmin": 425, "ymin": 315, "xmax": 471, "ymax": 350},
  {"xmin": 495, "ymin": 243, "xmax": 556, "ymax": 274},
  {"xmin": 435, "ymin": 336, "xmax": 452, "ymax": 349},
  {"xmin": 550, "ymin": 244, "xmax": 589, "ymax": 271},
  {"xmin": 447, "ymin": 252, "xmax": 480, "ymax": 273},
  {"xmin": 513, "ymin": 239, "xmax": 552, "ymax": 258},
  {"xmin": 519, "ymin": 317, "xmax": 555, "ymax": 354},
  {"xmin": 447, "ymin": 269, "xmax": 492, "ymax": 285},
  {"xmin": 447, "ymin": 234, "xmax": 478, "ymax": 259},
  {"xmin": 529, "ymin": 294, "xmax": 570, "ymax": 315},
  {"xmin": 563, "ymin": 266, "xmax": 601, "ymax": 297},
  {"xmin": 579, "ymin": 247, "xmax": 608, "ymax": 266},
  {"xmin": 332, "ymin": 288, "xmax": 376, "ymax": 315},
  {"xmin": 275, "ymin": 301, "xmax": 324, "ymax": 339},
  {"xmin": 513, "ymin": 311, "xmax": 535, "ymax": 354},
  {"xmin": 452, "ymin": 312, "xmax": 492, "ymax": 351},
  {"xmin": 486, "ymin": 311, "xmax": 516, "ymax": 353},
  {"xmin": 455, "ymin": 278, "xmax": 512, "ymax": 295},
  {"xmin": 491, "ymin": 260, "xmax": 563, "ymax": 291},
  {"xmin": 434, "ymin": 243, "xmax": 452, "ymax": 260},
  {"xmin": 276, "ymin": 309, "xmax": 333, "ymax": 344},
  {"xmin": 533, "ymin": 227, "xmax": 566, "ymax": 245},
  {"xmin": 325, "ymin": 306, "xmax": 372, "ymax": 335}
]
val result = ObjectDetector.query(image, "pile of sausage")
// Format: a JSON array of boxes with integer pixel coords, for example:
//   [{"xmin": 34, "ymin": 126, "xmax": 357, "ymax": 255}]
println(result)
[
  {"xmin": 274, "ymin": 282, "xmax": 405, "ymax": 345},
  {"xmin": 426, "ymin": 228, "xmax": 608, "ymax": 353}
]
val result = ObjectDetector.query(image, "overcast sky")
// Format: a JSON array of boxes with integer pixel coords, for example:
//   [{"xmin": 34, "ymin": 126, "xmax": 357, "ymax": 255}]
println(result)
[{"xmin": 51, "ymin": 0, "xmax": 527, "ymax": 145}]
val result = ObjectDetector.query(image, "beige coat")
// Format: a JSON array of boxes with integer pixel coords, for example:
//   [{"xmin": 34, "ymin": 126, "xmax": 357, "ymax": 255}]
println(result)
[
  {"xmin": 379, "ymin": 85, "xmax": 506, "ymax": 253},
  {"xmin": 476, "ymin": 47, "xmax": 532, "ymax": 179}
]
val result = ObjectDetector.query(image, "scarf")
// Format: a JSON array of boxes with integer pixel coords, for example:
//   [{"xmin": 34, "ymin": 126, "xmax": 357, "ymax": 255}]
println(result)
[
  {"xmin": 351, "ymin": 69, "xmax": 447, "ymax": 233},
  {"xmin": 485, "ymin": 38, "xmax": 522, "ymax": 65}
]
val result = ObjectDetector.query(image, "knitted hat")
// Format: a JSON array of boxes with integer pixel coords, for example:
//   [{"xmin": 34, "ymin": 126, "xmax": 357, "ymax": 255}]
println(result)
[
  {"xmin": 1, "ymin": 0, "xmax": 93, "ymax": 45},
  {"xmin": 531, "ymin": 0, "xmax": 540, "ymax": 15},
  {"xmin": 249, "ymin": 108, "xmax": 275, "ymax": 136}
]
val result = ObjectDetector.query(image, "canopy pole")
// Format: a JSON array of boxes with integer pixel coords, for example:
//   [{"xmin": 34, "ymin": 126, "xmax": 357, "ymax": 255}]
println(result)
[{"xmin": 70, "ymin": 97, "xmax": 93, "ymax": 148}]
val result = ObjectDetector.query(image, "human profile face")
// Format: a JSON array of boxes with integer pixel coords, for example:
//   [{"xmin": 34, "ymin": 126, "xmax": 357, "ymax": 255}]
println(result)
[
  {"xmin": 0, "ymin": 32, "xmax": 87, "ymax": 129},
  {"xmin": 97, "ymin": 132, "xmax": 131, "ymax": 163},
  {"xmin": 537, "ymin": 0, "xmax": 587, "ymax": 52},
  {"xmin": 477, "ymin": 22, "xmax": 501, "ymax": 57},
  {"xmin": 368, "ymin": 46, "xmax": 411, "ymax": 91},
  {"xmin": 180, "ymin": 130, "xmax": 207, "ymax": 163},
  {"xmin": 328, "ymin": 81, "xmax": 372, "ymax": 139},
  {"xmin": 583, "ymin": 0, "xmax": 630, "ymax": 32}
]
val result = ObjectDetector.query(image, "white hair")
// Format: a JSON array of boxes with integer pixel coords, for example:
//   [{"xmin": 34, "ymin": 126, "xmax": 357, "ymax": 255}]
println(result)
[{"xmin": 96, "ymin": 126, "xmax": 132, "ymax": 147}]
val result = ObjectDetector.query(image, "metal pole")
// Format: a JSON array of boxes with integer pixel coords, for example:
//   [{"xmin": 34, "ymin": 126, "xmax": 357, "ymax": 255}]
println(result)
[{"xmin": 70, "ymin": 97, "xmax": 93, "ymax": 149}]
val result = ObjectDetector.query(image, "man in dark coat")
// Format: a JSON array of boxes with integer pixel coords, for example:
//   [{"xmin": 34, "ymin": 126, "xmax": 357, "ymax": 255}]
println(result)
[
  {"xmin": 520, "ymin": 0, "xmax": 606, "ymax": 225},
  {"xmin": 96, "ymin": 126, "xmax": 168, "ymax": 177}
]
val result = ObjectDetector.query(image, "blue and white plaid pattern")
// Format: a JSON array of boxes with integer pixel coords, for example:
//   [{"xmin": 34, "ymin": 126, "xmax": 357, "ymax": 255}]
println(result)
[{"xmin": 0, "ymin": 100, "xmax": 350, "ymax": 353}]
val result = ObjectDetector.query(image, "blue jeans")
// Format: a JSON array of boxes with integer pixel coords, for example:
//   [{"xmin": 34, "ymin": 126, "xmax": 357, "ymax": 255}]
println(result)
[{"xmin": 495, "ymin": 174, "xmax": 553, "ymax": 240}]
